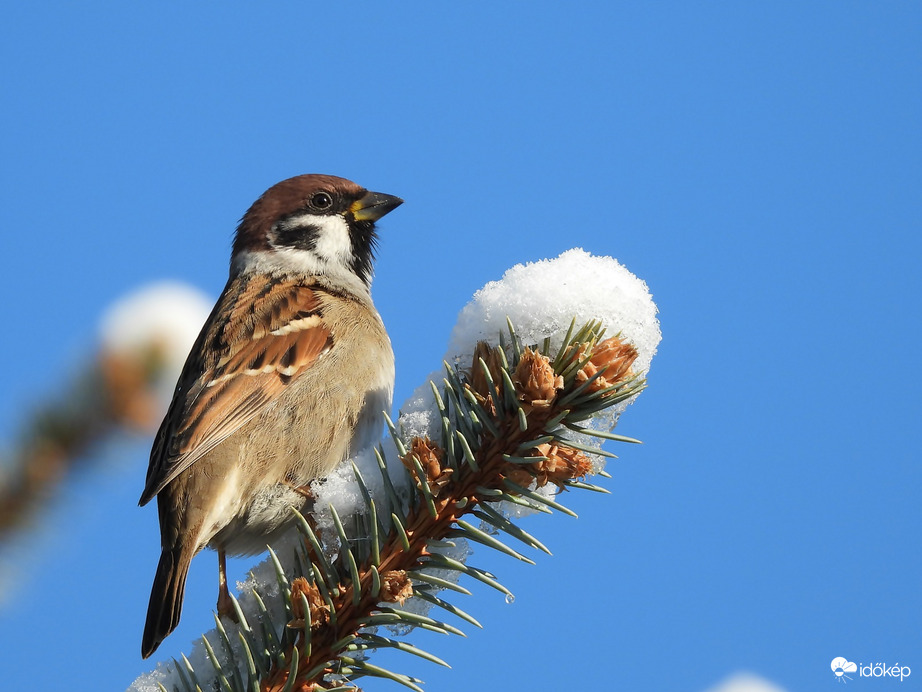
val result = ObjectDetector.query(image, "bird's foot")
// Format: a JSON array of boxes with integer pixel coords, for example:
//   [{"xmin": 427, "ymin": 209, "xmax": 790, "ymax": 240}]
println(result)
[
  {"xmin": 217, "ymin": 583, "xmax": 240, "ymax": 622},
  {"xmin": 283, "ymin": 478, "xmax": 315, "ymax": 500}
]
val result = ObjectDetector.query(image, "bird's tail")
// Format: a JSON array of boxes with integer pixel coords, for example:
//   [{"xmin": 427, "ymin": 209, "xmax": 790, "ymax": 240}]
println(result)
[{"xmin": 142, "ymin": 547, "xmax": 192, "ymax": 658}]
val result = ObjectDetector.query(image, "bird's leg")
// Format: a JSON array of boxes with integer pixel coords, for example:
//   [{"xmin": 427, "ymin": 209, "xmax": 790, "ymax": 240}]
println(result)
[
  {"xmin": 282, "ymin": 478, "xmax": 326, "ymax": 540},
  {"xmin": 216, "ymin": 548, "xmax": 239, "ymax": 622},
  {"xmin": 283, "ymin": 477, "xmax": 315, "ymax": 500}
]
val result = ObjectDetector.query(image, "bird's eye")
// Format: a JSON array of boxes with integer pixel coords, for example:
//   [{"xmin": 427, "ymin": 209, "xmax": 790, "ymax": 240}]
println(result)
[{"xmin": 309, "ymin": 191, "xmax": 334, "ymax": 211}]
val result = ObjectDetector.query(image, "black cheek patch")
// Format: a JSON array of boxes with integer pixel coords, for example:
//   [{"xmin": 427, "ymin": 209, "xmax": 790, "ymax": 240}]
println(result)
[{"xmin": 274, "ymin": 220, "xmax": 321, "ymax": 252}]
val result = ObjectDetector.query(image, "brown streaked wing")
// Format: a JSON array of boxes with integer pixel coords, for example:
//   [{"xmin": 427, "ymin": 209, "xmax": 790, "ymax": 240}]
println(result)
[{"xmin": 139, "ymin": 276, "xmax": 332, "ymax": 505}]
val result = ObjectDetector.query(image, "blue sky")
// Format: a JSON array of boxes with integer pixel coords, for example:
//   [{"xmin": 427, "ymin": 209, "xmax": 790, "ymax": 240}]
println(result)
[{"xmin": 1, "ymin": 3, "xmax": 920, "ymax": 691}]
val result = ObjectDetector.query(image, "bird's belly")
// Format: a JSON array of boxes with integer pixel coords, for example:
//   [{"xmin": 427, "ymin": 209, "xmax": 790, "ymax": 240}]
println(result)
[
  {"xmin": 209, "ymin": 482, "xmax": 309, "ymax": 556},
  {"xmin": 203, "ymin": 381, "xmax": 369, "ymax": 556}
]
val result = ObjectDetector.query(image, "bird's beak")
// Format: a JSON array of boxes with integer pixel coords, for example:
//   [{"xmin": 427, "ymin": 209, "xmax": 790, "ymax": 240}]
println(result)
[{"xmin": 351, "ymin": 191, "xmax": 404, "ymax": 221}]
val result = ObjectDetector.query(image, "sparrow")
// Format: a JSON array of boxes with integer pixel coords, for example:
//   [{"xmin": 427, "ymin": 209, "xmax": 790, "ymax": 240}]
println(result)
[{"xmin": 139, "ymin": 174, "xmax": 401, "ymax": 658}]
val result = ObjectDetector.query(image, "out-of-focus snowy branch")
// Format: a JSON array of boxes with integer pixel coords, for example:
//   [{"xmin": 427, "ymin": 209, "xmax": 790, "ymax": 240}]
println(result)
[
  {"xmin": 0, "ymin": 282, "xmax": 211, "ymax": 543},
  {"xmin": 130, "ymin": 249, "xmax": 661, "ymax": 692}
]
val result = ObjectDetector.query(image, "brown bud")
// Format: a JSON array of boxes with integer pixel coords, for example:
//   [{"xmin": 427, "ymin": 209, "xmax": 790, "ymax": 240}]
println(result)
[
  {"xmin": 531, "ymin": 442, "xmax": 594, "ymax": 487},
  {"xmin": 380, "ymin": 570, "xmax": 414, "ymax": 605},
  {"xmin": 512, "ymin": 347, "xmax": 563, "ymax": 409},
  {"xmin": 288, "ymin": 577, "xmax": 330, "ymax": 630},
  {"xmin": 469, "ymin": 341, "xmax": 505, "ymax": 413},
  {"xmin": 575, "ymin": 336, "xmax": 638, "ymax": 394},
  {"xmin": 402, "ymin": 437, "xmax": 453, "ymax": 497},
  {"xmin": 502, "ymin": 442, "xmax": 594, "ymax": 489},
  {"xmin": 503, "ymin": 466, "xmax": 537, "ymax": 489}
]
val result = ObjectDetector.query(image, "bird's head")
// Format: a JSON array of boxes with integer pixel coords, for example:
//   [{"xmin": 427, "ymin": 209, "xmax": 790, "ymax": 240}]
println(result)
[{"xmin": 231, "ymin": 174, "xmax": 403, "ymax": 292}]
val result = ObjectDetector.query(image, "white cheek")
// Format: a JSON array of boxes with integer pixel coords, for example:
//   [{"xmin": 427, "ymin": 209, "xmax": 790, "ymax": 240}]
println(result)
[
  {"xmin": 283, "ymin": 213, "xmax": 353, "ymax": 265},
  {"xmin": 314, "ymin": 216, "xmax": 353, "ymax": 264}
]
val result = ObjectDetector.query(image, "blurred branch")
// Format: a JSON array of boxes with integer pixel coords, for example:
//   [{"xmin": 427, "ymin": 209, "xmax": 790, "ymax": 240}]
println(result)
[
  {"xmin": 0, "ymin": 347, "xmax": 163, "ymax": 537},
  {"xmin": 0, "ymin": 281, "xmax": 211, "ymax": 543}
]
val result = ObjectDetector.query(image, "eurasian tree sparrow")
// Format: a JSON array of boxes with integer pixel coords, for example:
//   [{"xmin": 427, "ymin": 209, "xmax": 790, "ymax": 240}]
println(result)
[{"xmin": 139, "ymin": 174, "xmax": 401, "ymax": 658}]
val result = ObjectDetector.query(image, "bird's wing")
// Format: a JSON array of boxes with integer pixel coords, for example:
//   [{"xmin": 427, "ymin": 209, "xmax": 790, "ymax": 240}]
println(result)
[{"xmin": 139, "ymin": 274, "xmax": 333, "ymax": 505}]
